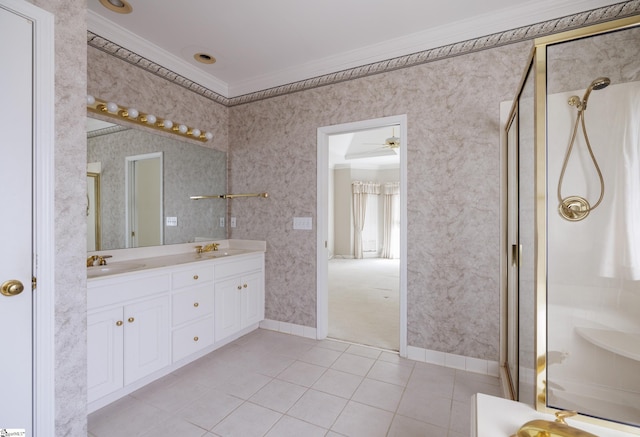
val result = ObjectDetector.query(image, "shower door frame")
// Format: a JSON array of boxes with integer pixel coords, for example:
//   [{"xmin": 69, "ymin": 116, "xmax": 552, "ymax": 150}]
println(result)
[{"xmin": 507, "ymin": 14, "xmax": 640, "ymax": 435}]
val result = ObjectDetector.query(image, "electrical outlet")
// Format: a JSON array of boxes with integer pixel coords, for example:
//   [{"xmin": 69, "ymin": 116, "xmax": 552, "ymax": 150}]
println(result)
[
  {"xmin": 219, "ymin": 217, "xmax": 225, "ymax": 227},
  {"xmin": 230, "ymin": 217, "xmax": 236, "ymax": 228}
]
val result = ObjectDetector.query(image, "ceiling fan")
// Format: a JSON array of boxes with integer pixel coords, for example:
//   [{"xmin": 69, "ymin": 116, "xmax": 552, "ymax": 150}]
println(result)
[{"xmin": 365, "ymin": 128, "xmax": 400, "ymax": 149}]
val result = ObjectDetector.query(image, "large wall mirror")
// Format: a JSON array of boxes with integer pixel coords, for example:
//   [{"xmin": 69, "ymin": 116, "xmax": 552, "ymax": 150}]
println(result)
[{"xmin": 87, "ymin": 117, "xmax": 227, "ymax": 251}]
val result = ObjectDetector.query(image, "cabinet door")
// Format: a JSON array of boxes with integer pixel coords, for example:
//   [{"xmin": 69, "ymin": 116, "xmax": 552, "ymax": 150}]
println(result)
[
  {"xmin": 214, "ymin": 277, "xmax": 242, "ymax": 342},
  {"xmin": 88, "ymin": 307, "xmax": 124, "ymax": 403},
  {"xmin": 123, "ymin": 295, "xmax": 170, "ymax": 385},
  {"xmin": 241, "ymin": 271, "xmax": 264, "ymax": 328}
]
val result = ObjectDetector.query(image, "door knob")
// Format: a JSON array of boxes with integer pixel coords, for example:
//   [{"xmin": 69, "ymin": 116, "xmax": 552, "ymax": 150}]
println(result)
[{"xmin": 1, "ymin": 279, "xmax": 24, "ymax": 296}]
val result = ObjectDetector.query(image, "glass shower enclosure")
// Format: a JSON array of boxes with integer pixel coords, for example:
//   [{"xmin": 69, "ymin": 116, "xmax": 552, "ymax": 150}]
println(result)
[{"xmin": 505, "ymin": 15, "xmax": 640, "ymax": 434}]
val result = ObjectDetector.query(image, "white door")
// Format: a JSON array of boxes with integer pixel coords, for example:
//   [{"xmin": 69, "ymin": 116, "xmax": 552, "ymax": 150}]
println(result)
[
  {"xmin": 126, "ymin": 152, "xmax": 163, "ymax": 248},
  {"xmin": 0, "ymin": 4, "xmax": 34, "ymax": 433}
]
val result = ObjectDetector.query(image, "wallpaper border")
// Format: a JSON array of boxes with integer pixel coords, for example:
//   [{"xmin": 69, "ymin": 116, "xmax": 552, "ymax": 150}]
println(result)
[{"xmin": 87, "ymin": 1, "xmax": 640, "ymax": 107}]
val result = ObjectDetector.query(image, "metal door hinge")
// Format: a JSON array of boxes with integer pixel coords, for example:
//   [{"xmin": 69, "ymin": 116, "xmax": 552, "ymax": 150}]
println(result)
[{"xmin": 32, "ymin": 276, "xmax": 37, "ymax": 290}]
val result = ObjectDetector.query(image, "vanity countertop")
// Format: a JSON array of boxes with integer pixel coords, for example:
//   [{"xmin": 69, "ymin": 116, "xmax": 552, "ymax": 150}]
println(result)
[{"xmin": 87, "ymin": 239, "xmax": 266, "ymax": 280}]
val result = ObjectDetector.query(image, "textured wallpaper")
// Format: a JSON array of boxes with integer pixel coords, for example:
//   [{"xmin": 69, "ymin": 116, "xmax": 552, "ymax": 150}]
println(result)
[
  {"xmin": 228, "ymin": 41, "xmax": 531, "ymax": 360},
  {"xmin": 28, "ymin": 0, "xmax": 88, "ymax": 435}
]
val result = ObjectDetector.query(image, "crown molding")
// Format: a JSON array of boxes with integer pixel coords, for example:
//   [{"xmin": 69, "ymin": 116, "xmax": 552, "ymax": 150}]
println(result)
[
  {"xmin": 87, "ymin": 1, "xmax": 640, "ymax": 107},
  {"xmin": 87, "ymin": 10, "xmax": 229, "ymax": 98},
  {"xmin": 228, "ymin": 0, "xmax": 625, "ymax": 97}
]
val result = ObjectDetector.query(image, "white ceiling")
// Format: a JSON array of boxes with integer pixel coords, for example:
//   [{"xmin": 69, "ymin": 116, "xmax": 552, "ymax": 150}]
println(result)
[
  {"xmin": 87, "ymin": 0, "xmax": 621, "ymax": 98},
  {"xmin": 329, "ymin": 126, "xmax": 401, "ymax": 169}
]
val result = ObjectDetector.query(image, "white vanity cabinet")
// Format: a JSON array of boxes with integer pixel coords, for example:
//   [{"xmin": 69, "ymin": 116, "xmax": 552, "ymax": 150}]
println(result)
[
  {"xmin": 87, "ymin": 244, "xmax": 266, "ymax": 412},
  {"xmin": 170, "ymin": 264, "xmax": 215, "ymax": 362},
  {"xmin": 87, "ymin": 273, "xmax": 170, "ymax": 404},
  {"xmin": 214, "ymin": 253, "xmax": 265, "ymax": 342}
]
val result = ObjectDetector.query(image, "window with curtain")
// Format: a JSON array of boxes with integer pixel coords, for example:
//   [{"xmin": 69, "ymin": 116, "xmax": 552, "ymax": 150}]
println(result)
[
  {"xmin": 352, "ymin": 181, "xmax": 380, "ymax": 259},
  {"xmin": 382, "ymin": 182, "xmax": 400, "ymax": 259},
  {"xmin": 362, "ymin": 194, "xmax": 378, "ymax": 253}
]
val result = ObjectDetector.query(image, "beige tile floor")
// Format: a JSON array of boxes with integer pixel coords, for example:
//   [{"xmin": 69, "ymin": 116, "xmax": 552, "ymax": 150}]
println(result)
[{"xmin": 88, "ymin": 329, "xmax": 503, "ymax": 437}]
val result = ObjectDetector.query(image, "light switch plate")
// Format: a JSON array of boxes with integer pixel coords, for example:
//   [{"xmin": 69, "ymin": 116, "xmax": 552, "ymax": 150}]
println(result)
[
  {"xmin": 219, "ymin": 217, "xmax": 225, "ymax": 227},
  {"xmin": 166, "ymin": 216, "xmax": 178, "ymax": 226},
  {"xmin": 293, "ymin": 216, "xmax": 312, "ymax": 230},
  {"xmin": 230, "ymin": 217, "xmax": 236, "ymax": 228}
]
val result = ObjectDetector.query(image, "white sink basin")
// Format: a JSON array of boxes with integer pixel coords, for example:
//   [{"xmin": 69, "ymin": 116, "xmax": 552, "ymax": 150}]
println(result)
[
  {"xmin": 88, "ymin": 262, "xmax": 146, "ymax": 278},
  {"xmin": 202, "ymin": 249, "xmax": 248, "ymax": 258}
]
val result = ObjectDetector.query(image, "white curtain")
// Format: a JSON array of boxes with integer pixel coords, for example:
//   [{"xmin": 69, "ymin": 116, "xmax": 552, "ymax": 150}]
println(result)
[
  {"xmin": 382, "ymin": 182, "xmax": 400, "ymax": 259},
  {"xmin": 352, "ymin": 181, "xmax": 379, "ymax": 259}
]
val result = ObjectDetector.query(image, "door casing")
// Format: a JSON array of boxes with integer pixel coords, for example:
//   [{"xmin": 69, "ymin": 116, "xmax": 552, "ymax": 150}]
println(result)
[{"xmin": 316, "ymin": 115, "xmax": 408, "ymax": 357}]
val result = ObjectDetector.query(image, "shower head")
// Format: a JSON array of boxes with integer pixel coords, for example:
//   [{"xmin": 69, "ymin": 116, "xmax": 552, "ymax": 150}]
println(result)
[
  {"xmin": 590, "ymin": 77, "xmax": 611, "ymax": 91},
  {"xmin": 582, "ymin": 77, "xmax": 611, "ymax": 109}
]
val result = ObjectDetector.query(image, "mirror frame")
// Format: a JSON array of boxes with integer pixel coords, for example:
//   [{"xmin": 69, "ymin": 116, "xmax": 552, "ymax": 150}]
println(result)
[{"xmin": 87, "ymin": 171, "xmax": 101, "ymax": 251}]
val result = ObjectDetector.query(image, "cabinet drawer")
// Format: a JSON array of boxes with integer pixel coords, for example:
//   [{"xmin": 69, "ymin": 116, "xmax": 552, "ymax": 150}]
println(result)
[
  {"xmin": 172, "ymin": 316, "xmax": 214, "ymax": 362},
  {"xmin": 172, "ymin": 285, "xmax": 214, "ymax": 326},
  {"xmin": 214, "ymin": 255, "xmax": 263, "ymax": 279},
  {"xmin": 88, "ymin": 273, "xmax": 170, "ymax": 309},
  {"xmin": 171, "ymin": 266, "xmax": 214, "ymax": 289}
]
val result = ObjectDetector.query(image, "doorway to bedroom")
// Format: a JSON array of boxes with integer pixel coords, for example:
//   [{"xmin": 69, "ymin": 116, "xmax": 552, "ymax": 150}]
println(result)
[{"xmin": 317, "ymin": 116, "xmax": 407, "ymax": 354}]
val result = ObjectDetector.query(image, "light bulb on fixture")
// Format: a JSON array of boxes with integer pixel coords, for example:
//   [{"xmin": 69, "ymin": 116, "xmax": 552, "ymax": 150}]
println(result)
[
  {"xmin": 106, "ymin": 102, "xmax": 119, "ymax": 113},
  {"xmin": 87, "ymin": 96, "xmax": 212, "ymax": 142},
  {"xmin": 126, "ymin": 108, "xmax": 139, "ymax": 119}
]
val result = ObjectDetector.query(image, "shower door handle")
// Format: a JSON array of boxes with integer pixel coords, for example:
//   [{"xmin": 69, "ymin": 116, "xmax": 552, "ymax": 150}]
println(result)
[{"xmin": 511, "ymin": 244, "xmax": 521, "ymax": 267}]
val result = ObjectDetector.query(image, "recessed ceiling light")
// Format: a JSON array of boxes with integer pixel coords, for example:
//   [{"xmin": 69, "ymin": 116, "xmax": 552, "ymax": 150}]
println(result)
[
  {"xmin": 194, "ymin": 53, "xmax": 216, "ymax": 65},
  {"xmin": 99, "ymin": 0, "xmax": 133, "ymax": 14}
]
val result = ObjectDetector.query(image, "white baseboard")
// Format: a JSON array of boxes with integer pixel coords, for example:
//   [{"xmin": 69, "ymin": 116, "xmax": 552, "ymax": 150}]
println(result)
[
  {"xmin": 407, "ymin": 345, "xmax": 500, "ymax": 377},
  {"xmin": 260, "ymin": 319, "xmax": 499, "ymax": 378},
  {"xmin": 260, "ymin": 319, "xmax": 317, "ymax": 339}
]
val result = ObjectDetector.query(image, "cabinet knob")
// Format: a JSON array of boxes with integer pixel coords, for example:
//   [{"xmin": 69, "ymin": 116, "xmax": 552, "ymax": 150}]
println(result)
[
  {"xmin": 116, "ymin": 320, "xmax": 123, "ymax": 326},
  {"xmin": 243, "ymin": 283, "xmax": 248, "ymax": 288},
  {"xmin": 128, "ymin": 317, "xmax": 135, "ymax": 323},
  {"xmin": 193, "ymin": 275, "xmax": 199, "ymax": 280},
  {"xmin": 237, "ymin": 285, "xmax": 242, "ymax": 290},
  {"xmin": 193, "ymin": 336, "xmax": 199, "ymax": 342},
  {"xmin": 193, "ymin": 302, "xmax": 199, "ymax": 307}
]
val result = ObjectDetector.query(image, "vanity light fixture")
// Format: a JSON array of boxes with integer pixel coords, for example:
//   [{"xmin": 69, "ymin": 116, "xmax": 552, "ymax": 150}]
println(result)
[
  {"xmin": 99, "ymin": 0, "xmax": 133, "ymax": 14},
  {"xmin": 87, "ymin": 95, "xmax": 213, "ymax": 142}
]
